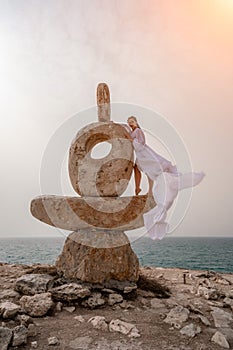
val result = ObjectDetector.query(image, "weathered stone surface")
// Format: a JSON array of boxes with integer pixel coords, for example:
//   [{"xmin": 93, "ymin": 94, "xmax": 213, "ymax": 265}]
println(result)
[
  {"xmin": 88, "ymin": 316, "xmax": 108, "ymax": 330},
  {"xmin": 0, "ymin": 289, "xmax": 20, "ymax": 300},
  {"xmin": 69, "ymin": 336, "xmax": 93, "ymax": 350},
  {"xmin": 0, "ymin": 326, "xmax": 12, "ymax": 350},
  {"xmin": 15, "ymin": 273, "xmax": 54, "ymax": 295},
  {"xmin": 12, "ymin": 325, "xmax": 28, "ymax": 347},
  {"xmin": 68, "ymin": 121, "xmax": 134, "ymax": 197},
  {"xmin": 0, "ymin": 301, "xmax": 20, "ymax": 318},
  {"xmin": 163, "ymin": 305, "xmax": 190, "ymax": 328},
  {"xmin": 197, "ymin": 286, "xmax": 219, "ymax": 300},
  {"xmin": 30, "ymin": 194, "xmax": 156, "ymax": 231},
  {"xmin": 108, "ymin": 293, "xmax": 123, "ymax": 306},
  {"xmin": 211, "ymin": 331, "xmax": 230, "ymax": 349},
  {"xmin": 55, "ymin": 230, "xmax": 139, "ymax": 283},
  {"xmin": 49, "ymin": 283, "xmax": 91, "ymax": 302},
  {"xmin": 180, "ymin": 323, "xmax": 201, "ymax": 337},
  {"xmin": 223, "ymin": 297, "xmax": 233, "ymax": 311},
  {"xmin": 210, "ymin": 307, "xmax": 233, "ymax": 328},
  {"xmin": 31, "ymin": 340, "xmax": 38, "ymax": 348},
  {"xmin": 81, "ymin": 292, "xmax": 105, "ymax": 308},
  {"xmin": 20, "ymin": 292, "xmax": 54, "ymax": 317},
  {"xmin": 109, "ymin": 319, "xmax": 136, "ymax": 335},
  {"xmin": 48, "ymin": 336, "xmax": 59, "ymax": 345}
]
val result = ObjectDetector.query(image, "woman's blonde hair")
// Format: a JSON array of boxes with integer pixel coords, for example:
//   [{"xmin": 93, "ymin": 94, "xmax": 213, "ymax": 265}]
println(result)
[{"xmin": 127, "ymin": 116, "xmax": 141, "ymax": 129}]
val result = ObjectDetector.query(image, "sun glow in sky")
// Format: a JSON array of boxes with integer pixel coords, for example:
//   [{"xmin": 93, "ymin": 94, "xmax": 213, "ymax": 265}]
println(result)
[{"xmin": 0, "ymin": 0, "xmax": 233, "ymax": 237}]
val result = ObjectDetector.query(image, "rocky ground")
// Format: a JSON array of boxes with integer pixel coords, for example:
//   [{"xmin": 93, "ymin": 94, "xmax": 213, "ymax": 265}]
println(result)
[{"xmin": 0, "ymin": 262, "xmax": 233, "ymax": 350}]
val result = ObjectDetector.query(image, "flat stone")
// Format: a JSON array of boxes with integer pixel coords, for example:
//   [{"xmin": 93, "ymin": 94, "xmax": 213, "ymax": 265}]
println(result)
[
  {"xmin": 211, "ymin": 307, "xmax": 233, "ymax": 328},
  {"xmin": 12, "ymin": 325, "xmax": 28, "ymax": 347},
  {"xmin": 211, "ymin": 331, "xmax": 230, "ymax": 349},
  {"xmin": 0, "ymin": 327, "xmax": 12, "ymax": 350},
  {"xmin": 198, "ymin": 315, "xmax": 211, "ymax": 326},
  {"xmin": 109, "ymin": 319, "xmax": 135, "ymax": 335},
  {"xmin": 20, "ymin": 292, "xmax": 54, "ymax": 317},
  {"xmin": 88, "ymin": 316, "xmax": 108, "ymax": 330},
  {"xmin": 50, "ymin": 283, "xmax": 91, "ymax": 301},
  {"xmin": 69, "ymin": 336, "xmax": 93, "ymax": 350},
  {"xmin": 0, "ymin": 301, "xmax": 21, "ymax": 318},
  {"xmin": 15, "ymin": 273, "xmax": 54, "ymax": 295},
  {"xmin": 55, "ymin": 230, "xmax": 139, "ymax": 283},
  {"xmin": 180, "ymin": 323, "xmax": 201, "ymax": 337},
  {"xmin": 0, "ymin": 289, "xmax": 20, "ymax": 300},
  {"xmin": 30, "ymin": 194, "xmax": 156, "ymax": 231},
  {"xmin": 164, "ymin": 305, "xmax": 190, "ymax": 328}
]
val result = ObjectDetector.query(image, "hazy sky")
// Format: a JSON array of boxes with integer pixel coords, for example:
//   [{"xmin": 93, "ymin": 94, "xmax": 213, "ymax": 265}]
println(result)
[{"xmin": 0, "ymin": 0, "xmax": 233, "ymax": 238}]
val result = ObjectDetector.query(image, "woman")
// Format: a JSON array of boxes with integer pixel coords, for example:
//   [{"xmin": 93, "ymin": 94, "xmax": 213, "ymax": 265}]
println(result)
[{"xmin": 123, "ymin": 115, "xmax": 206, "ymax": 240}]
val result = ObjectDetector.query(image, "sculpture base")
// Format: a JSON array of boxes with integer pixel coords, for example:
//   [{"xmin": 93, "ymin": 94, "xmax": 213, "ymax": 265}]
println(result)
[{"xmin": 55, "ymin": 229, "xmax": 139, "ymax": 284}]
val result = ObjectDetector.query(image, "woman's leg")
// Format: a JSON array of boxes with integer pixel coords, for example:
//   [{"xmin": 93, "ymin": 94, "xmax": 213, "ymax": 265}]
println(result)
[
  {"xmin": 146, "ymin": 175, "xmax": 154, "ymax": 196},
  {"xmin": 134, "ymin": 164, "xmax": 142, "ymax": 195}
]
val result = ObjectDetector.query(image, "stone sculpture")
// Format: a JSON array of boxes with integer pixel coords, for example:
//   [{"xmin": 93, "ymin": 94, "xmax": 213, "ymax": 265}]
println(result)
[{"xmin": 30, "ymin": 83, "xmax": 156, "ymax": 285}]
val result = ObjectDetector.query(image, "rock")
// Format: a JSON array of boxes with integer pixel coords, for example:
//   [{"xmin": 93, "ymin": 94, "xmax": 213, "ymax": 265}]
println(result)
[
  {"xmin": 55, "ymin": 230, "xmax": 139, "ymax": 283},
  {"xmin": 223, "ymin": 297, "xmax": 233, "ymax": 311},
  {"xmin": 17, "ymin": 314, "xmax": 33, "ymax": 326},
  {"xmin": 48, "ymin": 336, "xmax": 59, "ymax": 345},
  {"xmin": 150, "ymin": 298, "xmax": 167, "ymax": 309},
  {"xmin": 74, "ymin": 315, "xmax": 85, "ymax": 323},
  {"xmin": 63, "ymin": 306, "xmax": 75, "ymax": 313},
  {"xmin": 31, "ymin": 194, "xmax": 155, "ymax": 231},
  {"xmin": 49, "ymin": 283, "xmax": 91, "ymax": 301},
  {"xmin": 211, "ymin": 307, "xmax": 233, "ymax": 328},
  {"xmin": 108, "ymin": 293, "xmax": 123, "ymax": 306},
  {"xmin": 109, "ymin": 319, "xmax": 135, "ymax": 335},
  {"xmin": 119, "ymin": 300, "xmax": 134, "ymax": 309},
  {"xmin": 69, "ymin": 336, "xmax": 93, "ymax": 349},
  {"xmin": 82, "ymin": 292, "xmax": 105, "ymax": 308},
  {"xmin": 225, "ymin": 289, "xmax": 233, "ymax": 298},
  {"xmin": 104, "ymin": 280, "xmax": 137, "ymax": 293},
  {"xmin": 0, "ymin": 289, "xmax": 20, "ymax": 300},
  {"xmin": 55, "ymin": 302, "xmax": 63, "ymax": 311},
  {"xmin": 12, "ymin": 325, "xmax": 28, "ymax": 347},
  {"xmin": 15, "ymin": 274, "xmax": 54, "ymax": 295},
  {"xmin": 198, "ymin": 315, "xmax": 211, "ymax": 326},
  {"xmin": 31, "ymin": 340, "xmax": 38, "ymax": 348},
  {"xmin": 68, "ymin": 119, "xmax": 134, "ymax": 197},
  {"xmin": 211, "ymin": 331, "xmax": 230, "ymax": 349},
  {"xmin": 20, "ymin": 292, "xmax": 54, "ymax": 317},
  {"xmin": 137, "ymin": 289, "xmax": 155, "ymax": 298},
  {"xmin": 180, "ymin": 323, "xmax": 201, "ymax": 337},
  {"xmin": 27, "ymin": 323, "xmax": 37, "ymax": 337},
  {"xmin": 0, "ymin": 326, "xmax": 12, "ymax": 350},
  {"xmin": 0, "ymin": 301, "xmax": 21, "ymax": 318},
  {"xmin": 197, "ymin": 286, "xmax": 219, "ymax": 300},
  {"xmin": 163, "ymin": 305, "xmax": 190, "ymax": 328},
  {"xmin": 88, "ymin": 316, "xmax": 108, "ymax": 330},
  {"xmin": 128, "ymin": 327, "xmax": 141, "ymax": 338}
]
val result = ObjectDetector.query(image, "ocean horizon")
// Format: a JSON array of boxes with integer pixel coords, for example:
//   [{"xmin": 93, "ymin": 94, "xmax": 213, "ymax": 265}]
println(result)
[{"xmin": 0, "ymin": 236, "xmax": 232, "ymax": 274}]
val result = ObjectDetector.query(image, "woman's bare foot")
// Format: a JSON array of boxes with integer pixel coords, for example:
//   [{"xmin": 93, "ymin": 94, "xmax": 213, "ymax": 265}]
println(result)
[{"xmin": 135, "ymin": 187, "xmax": 142, "ymax": 196}]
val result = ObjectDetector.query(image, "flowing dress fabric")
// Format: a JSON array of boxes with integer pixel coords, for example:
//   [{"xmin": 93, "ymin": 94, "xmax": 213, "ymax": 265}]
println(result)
[{"xmin": 129, "ymin": 127, "xmax": 205, "ymax": 240}]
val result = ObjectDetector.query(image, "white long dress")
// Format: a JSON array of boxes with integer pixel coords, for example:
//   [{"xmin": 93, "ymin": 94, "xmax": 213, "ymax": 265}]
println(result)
[{"xmin": 123, "ymin": 125, "xmax": 206, "ymax": 240}]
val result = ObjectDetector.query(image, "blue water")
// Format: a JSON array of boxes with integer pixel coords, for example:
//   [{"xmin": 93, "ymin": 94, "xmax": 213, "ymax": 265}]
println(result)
[{"xmin": 0, "ymin": 236, "xmax": 232, "ymax": 273}]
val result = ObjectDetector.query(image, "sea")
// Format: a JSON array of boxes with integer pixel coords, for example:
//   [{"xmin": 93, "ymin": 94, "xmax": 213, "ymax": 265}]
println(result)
[{"xmin": 0, "ymin": 236, "xmax": 232, "ymax": 274}]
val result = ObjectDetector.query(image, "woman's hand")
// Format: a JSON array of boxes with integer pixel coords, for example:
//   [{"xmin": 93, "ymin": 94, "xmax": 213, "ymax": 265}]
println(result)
[{"xmin": 124, "ymin": 132, "xmax": 133, "ymax": 141}]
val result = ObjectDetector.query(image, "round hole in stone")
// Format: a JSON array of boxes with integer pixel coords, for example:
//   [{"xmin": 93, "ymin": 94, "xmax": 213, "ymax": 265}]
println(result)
[{"xmin": 90, "ymin": 141, "xmax": 112, "ymax": 159}]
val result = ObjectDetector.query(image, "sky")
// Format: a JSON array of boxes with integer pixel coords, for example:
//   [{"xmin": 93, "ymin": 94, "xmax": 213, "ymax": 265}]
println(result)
[{"xmin": 0, "ymin": 0, "xmax": 233, "ymax": 238}]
